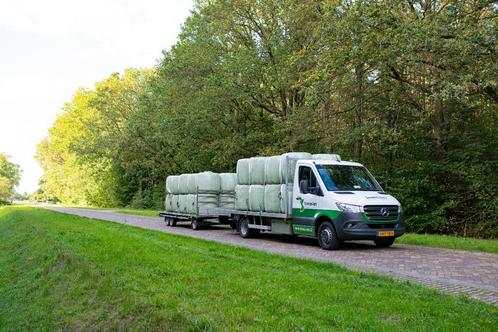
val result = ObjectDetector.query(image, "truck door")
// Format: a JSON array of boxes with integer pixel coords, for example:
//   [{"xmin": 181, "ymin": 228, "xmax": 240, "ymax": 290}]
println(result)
[{"xmin": 291, "ymin": 165, "xmax": 327, "ymax": 236}]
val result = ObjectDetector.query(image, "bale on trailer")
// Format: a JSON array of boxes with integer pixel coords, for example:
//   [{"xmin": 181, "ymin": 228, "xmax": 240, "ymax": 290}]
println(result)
[
  {"xmin": 196, "ymin": 172, "xmax": 221, "ymax": 192},
  {"xmin": 166, "ymin": 175, "xmax": 180, "ymax": 194},
  {"xmin": 264, "ymin": 184, "xmax": 281, "ymax": 213},
  {"xmin": 235, "ymin": 185, "xmax": 250, "ymax": 210},
  {"xmin": 178, "ymin": 174, "xmax": 189, "ymax": 194},
  {"xmin": 171, "ymin": 195, "xmax": 179, "ymax": 212},
  {"xmin": 264, "ymin": 156, "xmax": 281, "ymax": 184},
  {"xmin": 187, "ymin": 194, "xmax": 197, "ymax": 213},
  {"xmin": 279, "ymin": 152, "xmax": 312, "ymax": 182},
  {"xmin": 249, "ymin": 157, "xmax": 266, "ymax": 184},
  {"xmin": 236, "ymin": 158, "xmax": 251, "ymax": 185},
  {"xmin": 312, "ymin": 154, "xmax": 341, "ymax": 161},
  {"xmin": 220, "ymin": 173, "xmax": 237, "ymax": 192},
  {"xmin": 249, "ymin": 185, "xmax": 265, "ymax": 211},
  {"xmin": 187, "ymin": 173, "xmax": 197, "ymax": 193}
]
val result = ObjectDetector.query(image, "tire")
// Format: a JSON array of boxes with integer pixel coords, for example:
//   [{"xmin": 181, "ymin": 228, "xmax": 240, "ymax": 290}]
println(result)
[
  {"xmin": 171, "ymin": 219, "xmax": 176, "ymax": 227},
  {"xmin": 191, "ymin": 218, "xmax": 201, "ymax": 230},
  {"xmin": 165, "ymin": 218, "xmax": 171, "ymax": 226},
  {"xmin": 374, "ymin": 237, "xmax": 395, "ymax": 248},
  {"xmin": 317, "ymin": 221, "xmax": 340, "ymax": 250},
  {"xmin": 238, "ymin": 217, "xmax": 259, "ymax": 238}
]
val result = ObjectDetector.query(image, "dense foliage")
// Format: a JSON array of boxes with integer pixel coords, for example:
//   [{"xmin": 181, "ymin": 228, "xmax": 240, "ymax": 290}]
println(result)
[
  {"xmin": 36, "ymin": 0, "xmax": 498, "ymax": 237},
  {"xmin": 0, "ymin": 153, "xmax": 21, "ymax": 204}
]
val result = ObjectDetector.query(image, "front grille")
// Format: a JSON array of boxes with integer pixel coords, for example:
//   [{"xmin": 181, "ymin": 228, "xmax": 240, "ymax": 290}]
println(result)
[
  {"xmin": 363, "ymin": 205, "xmax": 399, "ymax": 221},
  {"xmin": 367, "ymin": 223, "xmax": 396, "ymax": 229}
]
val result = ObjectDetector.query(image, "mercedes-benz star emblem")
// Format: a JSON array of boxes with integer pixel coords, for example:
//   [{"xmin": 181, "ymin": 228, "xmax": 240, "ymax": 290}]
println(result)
[{"xmin": 380, "ymin": 207, "xmax": 390, "ymax": 217}]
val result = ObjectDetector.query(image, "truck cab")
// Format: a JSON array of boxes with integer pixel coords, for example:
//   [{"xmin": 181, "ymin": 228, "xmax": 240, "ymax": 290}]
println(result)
[{"xmin": 289, "ymin": 159, "xmax": 405, "ymax": 249}]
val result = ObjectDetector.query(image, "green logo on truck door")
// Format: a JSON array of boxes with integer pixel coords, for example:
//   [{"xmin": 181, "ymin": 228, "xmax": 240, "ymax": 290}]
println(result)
[{"xmin": 292, "ymin": 224, "xmax": 315, "ymax": 236}]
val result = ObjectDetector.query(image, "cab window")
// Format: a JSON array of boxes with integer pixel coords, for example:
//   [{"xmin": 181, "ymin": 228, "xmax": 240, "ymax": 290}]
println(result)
[{"xmin": 298, "ymin": 166, "xmax": 322, "ymax": 195}]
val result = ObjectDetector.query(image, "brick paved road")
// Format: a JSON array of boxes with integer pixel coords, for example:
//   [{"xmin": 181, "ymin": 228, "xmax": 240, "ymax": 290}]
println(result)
[{"xmin": 43, "ymin": 206, "xmax": 498, "ymax": 306}]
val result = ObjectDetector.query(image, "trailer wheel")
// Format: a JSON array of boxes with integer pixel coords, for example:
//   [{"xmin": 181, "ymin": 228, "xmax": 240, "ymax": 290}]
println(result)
[
  {"xmin": 170, "ymin": 219, "xmax": 177, "ymax": 227},
  {"xmin": 374, "ymin": 237, "xmax": 395, "ymax": 248},
  {"xmin": 191, "ymin": 218, "xmax": 201, "ymax": 230},
  {"xmin": 238, "ymin": 217, "xmax": 258, "ymax": 238},
  {"xmin": 165, "ymin": 218, "xmax": 170, "ymax": 226},
  {"xmin": 317, "ymin": 221, "xmax": 339, "ymax": 250}
]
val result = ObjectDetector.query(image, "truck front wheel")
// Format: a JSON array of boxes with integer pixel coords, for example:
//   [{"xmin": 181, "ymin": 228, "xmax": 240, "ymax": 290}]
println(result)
[{"xmin": 317, "ymin": 221, "xmax": 339, "ymax": 250}]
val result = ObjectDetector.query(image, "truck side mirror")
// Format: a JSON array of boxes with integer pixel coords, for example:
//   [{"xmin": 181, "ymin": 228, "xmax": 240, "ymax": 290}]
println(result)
[
  {"xmin": 300, "ymin": 180, "xmax": 309, "ymax": 194},
  {"xmin": 309, "ymin": 186, "xmax": 323, "ymax": 196}
]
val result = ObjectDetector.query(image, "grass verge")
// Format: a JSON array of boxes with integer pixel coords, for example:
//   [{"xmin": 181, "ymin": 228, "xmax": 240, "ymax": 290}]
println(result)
[
  {"xmin": 0, "ymin": 206, "xmax": 497, "ymax": 331},
  {"xmin": 62, "ymin": 204, "xmax": 498, "ymax": 254},
  {"xmin": 397, "ymin": 233, "xmax": 498, "ymax": 254}
]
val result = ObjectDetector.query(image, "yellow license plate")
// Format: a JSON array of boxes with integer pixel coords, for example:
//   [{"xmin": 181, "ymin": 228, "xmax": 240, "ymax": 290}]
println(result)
[{"xmin": 378, "ymin": 230, "xmax": 395, "ymax": 237}]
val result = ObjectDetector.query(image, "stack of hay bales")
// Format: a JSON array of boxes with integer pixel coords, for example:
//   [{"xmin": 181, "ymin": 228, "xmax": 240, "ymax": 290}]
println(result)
[
  {"xmin": 235, "ymin": 152, "xmax": 312, "ymax": 213},
  {"xmin": 219, "ymin": 173, "xmax": 237, "ymax": 208},
  {"xmin": 165, "ymin": 171, "xmax": 229, "ymax": 213}
]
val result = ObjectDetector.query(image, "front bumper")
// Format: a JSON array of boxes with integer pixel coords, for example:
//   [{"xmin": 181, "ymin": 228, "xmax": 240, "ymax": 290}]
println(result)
[{"xmin": 334, "ymin": 211, "xmax": 406, "ymax": 241}]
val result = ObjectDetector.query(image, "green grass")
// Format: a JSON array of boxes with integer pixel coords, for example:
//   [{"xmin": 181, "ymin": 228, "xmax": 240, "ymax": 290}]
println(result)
[
  {"xmin": 62, "ymin": 204, "xmax": 498, "ymax": 254},
  {"xmin": 397, "ymin": 233, "xmax": 498, "ymax": 254},
  {"xmin": 61, "ymin": 204, "xmax": 161, "ymax": 218},
  {"xmin": 0, "ymin": 207, "xmax": 497, "ymax": 331},
  {"xmin": 113, "ymin": 208, "xmax": 161, "ymax": 218}
]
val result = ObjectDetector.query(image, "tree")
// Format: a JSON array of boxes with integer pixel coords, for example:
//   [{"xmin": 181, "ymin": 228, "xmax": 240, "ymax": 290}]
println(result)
[{"xmin": 0, "ymin": 153, "xmax": 21, "ymax": 203}]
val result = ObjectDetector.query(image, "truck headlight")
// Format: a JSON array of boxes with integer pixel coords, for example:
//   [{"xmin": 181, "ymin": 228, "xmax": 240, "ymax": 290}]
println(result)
[{"xmin": 336, "ymin": 202, "xmax": 362, "ymax": 213}]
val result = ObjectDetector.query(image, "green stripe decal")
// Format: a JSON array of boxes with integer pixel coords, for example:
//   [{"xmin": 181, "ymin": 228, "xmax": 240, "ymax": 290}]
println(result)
[
  {"xmin": 292, "ymin": 224, "xmax": 315, "ymax": 236},
  {"xmin": 292, "ymin": 208, "xmax": 342, "ymax": 220}
]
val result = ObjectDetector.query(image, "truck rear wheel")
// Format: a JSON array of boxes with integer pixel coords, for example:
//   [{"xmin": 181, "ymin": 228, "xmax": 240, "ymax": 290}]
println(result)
[
  {"xmin": 317, "ymin": 221, "xmax": 339, "ymax": 250},
  {"xmin": 374, "ymin": 237, "xmax": 395, "ymax": 248},
  {"xmin": 238, "ymin": 217, "xmax": 258, "ymax": 238},
  {"xmin": 191, "ymin": 218, "xmax": 201, "ymax": 230}
]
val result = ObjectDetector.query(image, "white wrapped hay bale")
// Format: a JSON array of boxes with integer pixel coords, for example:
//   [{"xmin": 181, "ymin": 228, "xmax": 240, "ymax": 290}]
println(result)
[
  {"xmin": 167, "ymin": 175, "xmax": 180, "ymax": 194},
  {"xmin": 164, "ymin": 194, "xmax": 173, "ymax": 211},
  {"xmin": 236, "ymin": 158, "xmax": 250, "ymax": 185},
  {"xmin": 264, "ymin": 184, "xmax": 282, "ymax": 213},
  {"xmin": 281, "ymin": 184, "xmax": 292, "ymax": 214},
  {"xmin": 198, "ymin": 193, "xmax": 218, "ymax": 208},
  {"xmin": 187, "ymin": 194, "xmax": 197, "ymax": 213},
  {"xmin": 279, "ymin": 152, "xmax": 312, "ymax": 183},
  {"xmin": 178, "ymin": 174, "xmax": 189, "ymax": 194},
  {"xmin": 235, "ymin": 185, "xmax": 250, "ymax": 210},
  {"xmin": 187, "ymin": 173, "xmax": 198, "ymax": 193},
  {"xmin": 219, "ymin": 193, "xmax": 235, "ymax": 208},
  {"xmin": 196, "ymin": 172, "xmax": 221, "ymax": 192},
  {"xmin": 220, "ymin": 173, "xmax": 237, "ymax": 192},
  {"xmin": 249, "ymin": 185, "xmax": 265, "ymax": 211},
  {"xmin": 312, "ymin": 154, "xmax": 341, "ymax": 162},
  {"xmin": 171, "ymin": 195, "xmax": 179, "ymax": 212},
  {"xmin": 249, "ymin": 157, "xmax": 266, "ymax": 184},
  {"xmin": 178, "ymin": 195, "xmax": 188, "ymax": 213},
  {"xmin": 265, "ymin": 156, "xmax": 282, "ymax": 184}
]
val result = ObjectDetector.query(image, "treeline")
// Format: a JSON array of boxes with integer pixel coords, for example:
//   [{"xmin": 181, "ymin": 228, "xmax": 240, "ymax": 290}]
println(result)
[
  {"xmin": 37, "ymin": 0, "xmax": 497, "ymax": 237},
  {"xmin": 0, "ymin": 153, "xmax": 21, "ymax": 204}
]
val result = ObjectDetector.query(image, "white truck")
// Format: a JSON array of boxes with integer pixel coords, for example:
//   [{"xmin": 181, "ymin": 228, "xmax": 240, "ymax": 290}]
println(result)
[{"xmin": 160, "ymin": 155, "xmax": 405, "ymax": 250}]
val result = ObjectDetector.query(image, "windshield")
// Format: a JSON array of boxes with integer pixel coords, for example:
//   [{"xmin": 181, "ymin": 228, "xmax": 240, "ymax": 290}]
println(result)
[{"xmin": 316, "ymin": 164, "xmax": 382, "ymax": 191}]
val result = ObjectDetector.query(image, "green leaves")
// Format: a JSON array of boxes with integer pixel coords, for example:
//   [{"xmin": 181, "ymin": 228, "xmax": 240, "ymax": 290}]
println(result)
[
  {"xmin": 36, "ymin": 0, "xmax": 498, "ymax": 236},
  {"xmin": 0, "ymin": 153, "xmax": 21, "ymax": 204}
]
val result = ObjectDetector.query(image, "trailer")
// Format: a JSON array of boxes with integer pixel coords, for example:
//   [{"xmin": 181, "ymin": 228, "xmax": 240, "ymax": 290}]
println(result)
[
  {"xmin": 159, "ymin": 190, "xmax": 236, "ymax": 230},
  {"xmin": 160, "ymin": 155, "xmax": 406, "ymax": 249}
]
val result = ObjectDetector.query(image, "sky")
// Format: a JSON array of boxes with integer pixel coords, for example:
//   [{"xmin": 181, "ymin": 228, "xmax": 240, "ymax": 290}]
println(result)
[{"xmin": 0, "ymin": 0, "xmax": 194, "ymax": 193}]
